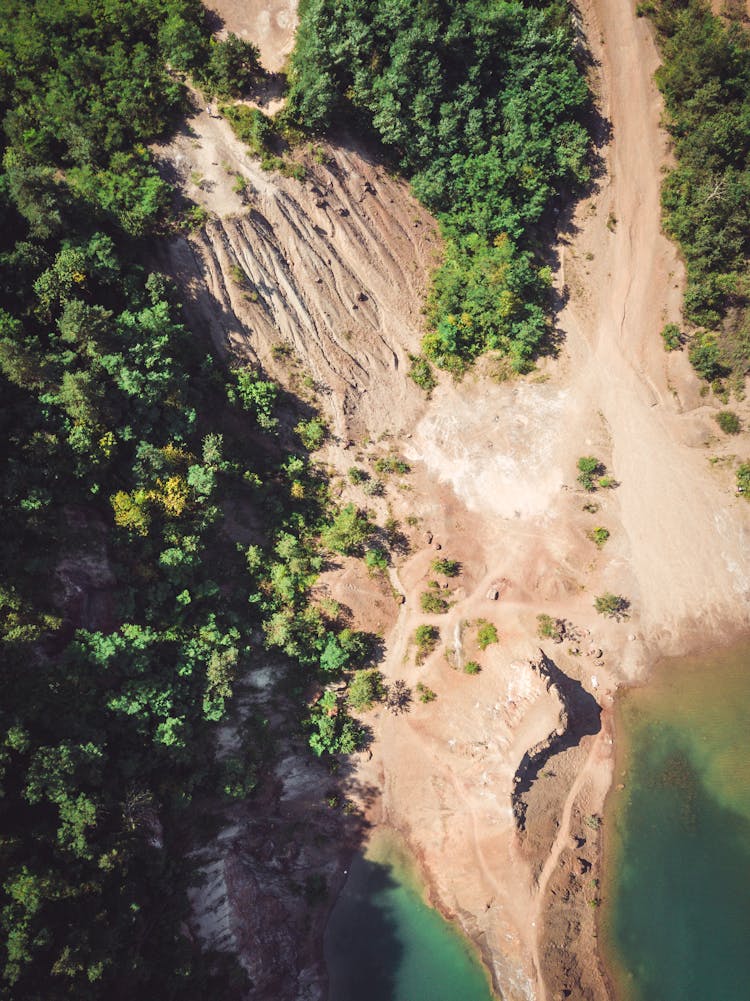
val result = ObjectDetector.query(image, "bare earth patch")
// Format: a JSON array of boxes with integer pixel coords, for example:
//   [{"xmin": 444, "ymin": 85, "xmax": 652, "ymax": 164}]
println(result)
[{"xmin": 202, "ymin": 0, "xmax": 298, "ymax": 73}]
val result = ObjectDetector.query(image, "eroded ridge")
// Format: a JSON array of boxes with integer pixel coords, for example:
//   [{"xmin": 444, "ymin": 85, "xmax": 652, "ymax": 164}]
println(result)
[
  {"xmin": 154, "ymin": 103, "xmax": 439, "ymax": 437},
  {"xmin": 512, "ymin": 652, "xmax": 602, "ymax": 834}
]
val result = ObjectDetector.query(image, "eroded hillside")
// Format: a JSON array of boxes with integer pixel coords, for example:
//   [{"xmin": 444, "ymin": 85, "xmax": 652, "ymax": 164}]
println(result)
[{"xmin": 154, "ymin": 98, "xmax": 438, "ymax": 438}]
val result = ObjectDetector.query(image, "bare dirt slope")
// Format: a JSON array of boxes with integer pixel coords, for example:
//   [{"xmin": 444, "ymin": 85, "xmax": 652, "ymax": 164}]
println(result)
[
  {"xmin": 153, "ymin": 96, "xmax": 438, "ymax": 438},
  {"xmin": 158, "ymin": 0, "xmax": 750, "ymax": 999},
  {"xmin": 202, "ymin": 0, "xmax": 298, "ymax": 73}
]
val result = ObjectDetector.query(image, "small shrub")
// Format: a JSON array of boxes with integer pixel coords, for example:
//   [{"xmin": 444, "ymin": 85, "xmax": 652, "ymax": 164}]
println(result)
[
  {"xmin": 737, "ymin": 462, "xmax": 750, "ymax": 497},
  {"xmin": 660, "ymin": 323, "xmax": 682, "ymax": 351},
  {"xmin": 582, "ymin": 501, "xmax": 600, "ymax": 514},
  {"xmin": 221, "ymin": 755, "xmax": 257, "ymax": 799},
  {"xmin": 689, "ymin": 334, "xmax": 727, "ymax": 382},
  {"xmin": 594, "ymin": 592, "xmax": 630, "ymax": 620},
  {"xmin": 588, "ymin": 526, "xmax": 610, "ymax": 548},
  {"xmin": 229, "ymin": 262, "xmax": 249, "ymax": 287},
  {"xmin": 362, "ymin": 478, "xmax": 385, "ymax": 496},
  {"xmin": 416, "ymin": 682, "xmax": 437, "ymax": 703},
  {"xmin": 374, "ymin": 456, "xmax": 410, "ymax": 475},
  {"xmin": 364, "ymin": 547, "xmax": 388, "ymax": 573},
  {"xmin": 182, "ymin": 203, "xmax": 209, "ymax": 231},
  {"xmin": 463, "ymin": 660, "xmax": 481, "ymax": 675},
  {"xmin": 347, "ymin": 669, "xmax": 386, "ymax": 711},
  {"xmin": 414, "ymin": 624, "xmax": 439, "ymax": 663},
  {"xmin": 598, "ymin": 476, "xmax": 616, "ymax": 489},
  {"xmin": 279, "ymin": 160, "xmax": 306, "ymax": 181},
  {"xmin": 348, "ymin": 466, "xmax": 368, "ymax": 484},
  {"xmin": 420, "ymin": 590, "xmax": 449, "ymax": 614},
  {"xmin": 536, "ymin": 613, "xmax": 564, "ymax": 641},
  {"xmin": 408, "ymin": 354, "xmax": 437, "ymax": 394},
  {"xmin": 271, "ymin": 342, "xmax": 292, "ymax": 361},
  {"xmin": 222, "ymin": 104, "xmax": 274, "ymax": 158},
  {"xmin": 577, "ymin": 455, "xmax": 604, "ymax": 491},
  {"xmin": 384, "ymin": 517, "xmax": 407, "ymax": 551},
  {"xmin": 232, "ymin": 369, "xmax": 278, "ymax": 430},
  {"xmin": 431, "ymin": 558, "xmax": 460, "ymax": 577},
  {"xmin": 295, "ymin": 417, "xmax": 327, "ymax": 451},
  {"xmin": 476, "ymin": 619, "xmax": 498, "ymax": 649},
  {"xmin": 715, "ymin": 410, "xmax": 741, "ymax": 435}
]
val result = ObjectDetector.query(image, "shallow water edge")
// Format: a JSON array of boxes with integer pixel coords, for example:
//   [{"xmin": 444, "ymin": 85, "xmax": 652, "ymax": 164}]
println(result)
[
  {"xmin": 324, "ymin": 827, "xmax": 496, "ymax": 1001},
  {"xmin": 600, "ymin": 639, "xmax": 750, "ymax": 1001}
]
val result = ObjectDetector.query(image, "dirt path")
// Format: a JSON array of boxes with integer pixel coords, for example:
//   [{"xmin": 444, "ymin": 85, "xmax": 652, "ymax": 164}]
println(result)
[
  {"xmin": 563, "ymin": 0, "xmax": 750, "ymax": 649},
  {"xmin": 357, "ymin": 0, "xmax": 750, "ymax": 995},
  {"xmin": 202, "ymin": 0, "xmax": 298, "ymax": 73}
]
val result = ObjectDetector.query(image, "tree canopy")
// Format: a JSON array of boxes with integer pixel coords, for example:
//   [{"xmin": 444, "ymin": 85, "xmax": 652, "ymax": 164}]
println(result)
[
  {"xmin": 286, "ymin": 0, "xmax": 591, "ymax": 370},
  {"xmin": 0, "ymin": 2, "xmax": 365, "ymax": 997}
]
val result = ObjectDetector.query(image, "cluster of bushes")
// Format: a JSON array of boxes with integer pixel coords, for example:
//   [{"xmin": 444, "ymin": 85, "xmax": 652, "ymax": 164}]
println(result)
[
  {"xmin": 0, "ymin": 0, "xmax": 262, "ymax": 241},
  {"xmin": 0, "ymin": 2, "xmax": 379, "ymax": 996},
  {"xmin": 221, "ymin": 104, "xmax": 307, "ymax": 179},
  {"xmin": 576, "ymin": 456, "xmax": 616, "ymax": 491},
  {"xmin": 286, "ymin": 0, "xmax": 591, "ymax": 372},
  {"xmin": 643, "ymin": 0, "xmax": 750, "ymax": 383}
]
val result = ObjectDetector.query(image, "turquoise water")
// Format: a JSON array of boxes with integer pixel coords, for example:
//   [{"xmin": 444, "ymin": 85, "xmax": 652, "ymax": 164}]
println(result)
[
  {"xmin": 325, "ymin": 831, "xmax": 495, "ymax": 1001},
  {"xmin": 604, "ymin": 644, "xmax": 750, "ymax": 1001}
]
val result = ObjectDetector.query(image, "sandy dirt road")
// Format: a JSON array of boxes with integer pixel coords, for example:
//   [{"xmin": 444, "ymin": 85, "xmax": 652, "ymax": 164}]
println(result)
[{"xmin": 202, "ymin": 0, "xmax": 297, "ymax": 72}]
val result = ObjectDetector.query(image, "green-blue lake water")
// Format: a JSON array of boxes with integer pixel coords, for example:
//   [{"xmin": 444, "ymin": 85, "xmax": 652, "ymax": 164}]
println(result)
[
  {"xmin": 325, "ymin": 831, "xmax": 495, "ymax": 1001},
  {"xmin": 604, "ymin": 643, "xmax": 750, "ymax": 1001}
]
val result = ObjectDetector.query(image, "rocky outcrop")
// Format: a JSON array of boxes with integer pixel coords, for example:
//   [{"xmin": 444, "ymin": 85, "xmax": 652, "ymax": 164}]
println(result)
[
  {"xmin": 187, "ymin": 677, "xmax": 375, "ymax": 1001},
  {"xmin": 511, "ymin": 651, "xmax": 601, "ymax": 832}
]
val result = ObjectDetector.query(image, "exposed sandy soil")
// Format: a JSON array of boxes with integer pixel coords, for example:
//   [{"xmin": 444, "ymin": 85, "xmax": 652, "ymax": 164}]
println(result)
[
  {"xmin": 161, "ymin": 1, "xmax": 750, "ymax": 999},
  {"xmin": 153, "ymin": 92, "xmax": 439, "ymax": 440},
  {"xmin": 202, "ymin": 0, "xmax": 298, "ymax": 73}
]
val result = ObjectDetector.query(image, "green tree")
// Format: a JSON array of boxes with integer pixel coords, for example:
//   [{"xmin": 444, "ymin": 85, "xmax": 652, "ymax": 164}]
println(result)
[
  {"xmin": 594, "ymin": 592, "xmax": 630, "ymax": 620},
  {"xmin": 347, "ymin": 669, "xmax": 386, "ymax": 710},
  {"xmin": 321, "ymin": 504, "xmax": 371, "ymax": 555}
]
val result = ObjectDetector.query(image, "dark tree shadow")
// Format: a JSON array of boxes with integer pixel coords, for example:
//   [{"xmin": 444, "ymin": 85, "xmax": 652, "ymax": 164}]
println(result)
[{"xmin": 324, "ymin": 854, "xmax": 403, "ymax": 1001}]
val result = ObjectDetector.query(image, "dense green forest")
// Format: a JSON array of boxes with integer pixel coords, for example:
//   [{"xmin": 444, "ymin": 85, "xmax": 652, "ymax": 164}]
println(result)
[
  {"xmin": 642, "ymin": 0, "xmax": 750, "ymax": 386},
  {"xmin": 286, "ymin": 0, "xmax": 592, "ymax": 372},
  {"xmin": 0, "ymin": 2, "xmax": 374, "ymax": 997}
]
